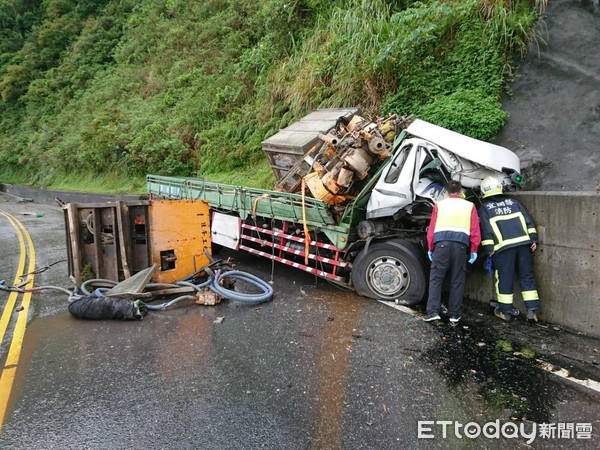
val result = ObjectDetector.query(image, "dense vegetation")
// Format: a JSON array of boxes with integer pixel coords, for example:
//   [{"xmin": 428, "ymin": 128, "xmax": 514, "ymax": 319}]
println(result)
[{"xmin": 0, "ymin": 0, "xmax": 545, "ymax": 192}]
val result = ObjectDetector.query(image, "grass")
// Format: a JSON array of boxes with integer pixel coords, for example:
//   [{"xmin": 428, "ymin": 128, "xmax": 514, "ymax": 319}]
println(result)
[
  {"xmin": 0, "ymin": 158, "xmax": 276, "ymax": 194},
  {"xmin": 0, "ymin": 167, "xmax": 147, "ymax": 194},
  {"xmin": 202, "ymin": 159, "xmax": 275, "ymax": 189},
  {"xmin": 0, "ymin": 0, "xmax": 546, "ymax": 195}
]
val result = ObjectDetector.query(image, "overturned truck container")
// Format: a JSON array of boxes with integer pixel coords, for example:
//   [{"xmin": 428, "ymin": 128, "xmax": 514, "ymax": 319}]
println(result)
[
  {"xmin": 63, "ymin": 200, "xmax": 212, "ymax": 284},
  {"xmin": 147, "ymin": 110, "xmax": 522, "ymax": 305}
]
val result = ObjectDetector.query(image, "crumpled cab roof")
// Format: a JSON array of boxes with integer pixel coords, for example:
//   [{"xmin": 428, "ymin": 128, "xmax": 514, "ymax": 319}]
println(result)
[{"xmin": 406, "ymin": 119, "xmax": 521, "ymax": 174}]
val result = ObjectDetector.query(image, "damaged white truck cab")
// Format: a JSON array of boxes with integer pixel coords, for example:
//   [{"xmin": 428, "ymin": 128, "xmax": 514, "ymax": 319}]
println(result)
[
  {"xmin": 147, "ymin": 112, "xmax": 522, "ymax": 306},
  {"xmin": 367, "ymin": 119, "xmax": 521, "ymax": 219}
]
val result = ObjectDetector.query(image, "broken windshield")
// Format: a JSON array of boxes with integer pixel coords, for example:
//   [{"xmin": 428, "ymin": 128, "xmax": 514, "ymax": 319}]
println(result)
[{"xmin": 384, "ymin": 143, "xmax": 412, "ymax": 184}]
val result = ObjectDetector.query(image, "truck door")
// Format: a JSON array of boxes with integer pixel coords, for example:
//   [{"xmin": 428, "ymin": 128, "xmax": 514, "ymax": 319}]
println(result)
[{"xmin": 366, "ymin": 140, "xmax": 428, "ymax": 219}]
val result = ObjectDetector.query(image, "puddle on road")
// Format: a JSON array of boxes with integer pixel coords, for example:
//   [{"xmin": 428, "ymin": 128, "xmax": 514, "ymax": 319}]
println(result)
[{"xmin": 422, "ymin": 323, "xmax": 564, "ymax": 423}]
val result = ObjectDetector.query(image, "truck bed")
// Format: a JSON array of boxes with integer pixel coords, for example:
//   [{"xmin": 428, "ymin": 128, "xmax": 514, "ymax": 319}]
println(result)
[{"xmin": 146, "ymin": 174, "xmax": 351, "ymax": 234}]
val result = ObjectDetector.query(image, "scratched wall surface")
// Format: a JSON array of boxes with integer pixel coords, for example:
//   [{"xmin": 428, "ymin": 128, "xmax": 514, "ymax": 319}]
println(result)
[{"xmin": 465, "ymin": 192, "xmax": 600, "ymax": 338}]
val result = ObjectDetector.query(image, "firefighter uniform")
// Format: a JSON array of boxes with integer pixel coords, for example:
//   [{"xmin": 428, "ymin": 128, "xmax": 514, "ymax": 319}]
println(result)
[
  {"xmin": 478, "ymin": 195, "xmax": 540, "ymax": 314},
  {"xmin": 426, "ymin": 194, "xmax": 481, "ymax": 320}
]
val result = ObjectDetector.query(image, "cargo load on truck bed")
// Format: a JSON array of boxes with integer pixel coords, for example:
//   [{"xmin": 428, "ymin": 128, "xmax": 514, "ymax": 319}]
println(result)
[{"xmin": 264, "ymin": 109, "xmax": 414, "ymax": 207}]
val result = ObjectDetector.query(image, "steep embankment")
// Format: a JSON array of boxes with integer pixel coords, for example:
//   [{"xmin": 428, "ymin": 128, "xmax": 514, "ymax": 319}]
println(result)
[
  {"xmin": 0, "ymin": 0, "xmax": 545, "ymax": 191},
  {"xmin": 497, "ymin": 0, "xmax": 600, "ymax": 191}
]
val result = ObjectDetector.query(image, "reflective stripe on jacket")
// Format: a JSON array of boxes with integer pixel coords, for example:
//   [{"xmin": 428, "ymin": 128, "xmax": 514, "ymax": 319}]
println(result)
[
  {"xmin": 427, "ymin": 196, "xmax": 481, "ymax": 252},
  {"xmin": 478, "ymin": 195, "xmax": 537, "ymax": 254}
]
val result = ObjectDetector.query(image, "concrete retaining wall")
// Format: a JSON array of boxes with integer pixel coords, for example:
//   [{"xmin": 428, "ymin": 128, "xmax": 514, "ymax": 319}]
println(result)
[{"xmin": 465, "ymin": 192, "xmax": 600, "ymax": 338}]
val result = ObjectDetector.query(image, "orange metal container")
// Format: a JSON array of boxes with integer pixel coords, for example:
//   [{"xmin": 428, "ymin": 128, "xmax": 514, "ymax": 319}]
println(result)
[{"xmin": 148, "ymin": 200, "xmax": 212, "ymax": 283}]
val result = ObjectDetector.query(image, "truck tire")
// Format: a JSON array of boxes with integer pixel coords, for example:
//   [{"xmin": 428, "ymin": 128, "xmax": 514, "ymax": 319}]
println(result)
[{"xmin": 351, "ymin": 239, "xmax": 427, "ymax": 305}]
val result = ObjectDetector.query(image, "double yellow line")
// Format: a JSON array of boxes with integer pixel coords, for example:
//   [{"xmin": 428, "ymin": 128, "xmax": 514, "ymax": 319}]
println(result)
[{"xmin": 0, "ymin": 210, "xmax": 36, "ymax": 431}]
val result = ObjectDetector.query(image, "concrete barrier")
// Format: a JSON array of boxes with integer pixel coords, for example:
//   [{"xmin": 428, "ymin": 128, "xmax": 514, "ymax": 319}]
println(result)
[{"xmin": 465, "ymin": 192, "xmax": 600, "ymax": 338}]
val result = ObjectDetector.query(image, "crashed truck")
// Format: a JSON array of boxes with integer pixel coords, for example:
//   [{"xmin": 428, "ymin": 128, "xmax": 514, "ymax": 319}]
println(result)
[{"xmin": 146, "ymin": 108, "xmax": 523, "ymax": 305}]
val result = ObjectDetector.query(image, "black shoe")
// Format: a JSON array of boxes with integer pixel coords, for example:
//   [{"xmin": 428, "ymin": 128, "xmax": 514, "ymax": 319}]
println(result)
[
  {"xmin": 423, "ymin": 312, "xmax": 441, "ymax": 322},
  {"xmin": 449, "ymin": 316, "xmax": 461, "ymax": 327}
]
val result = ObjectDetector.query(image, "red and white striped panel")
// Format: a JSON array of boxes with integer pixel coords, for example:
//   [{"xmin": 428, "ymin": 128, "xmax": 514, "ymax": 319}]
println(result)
[
  {"xmin": 241, "ymin": 223, "xmax": 340, "ymax": 250},
  {"xmin": 240, "ymin": 234, "xmax": 350, "ymax": 268},
  {"xmin": 239, "ymin": 245, "xmax": 347, "ymax": 282}
]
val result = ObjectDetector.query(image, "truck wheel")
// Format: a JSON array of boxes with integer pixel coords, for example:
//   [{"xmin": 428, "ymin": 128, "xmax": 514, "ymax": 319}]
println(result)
[{"xmin": 351, "ymin": 240, "xmax": 427, "ymax": 305}]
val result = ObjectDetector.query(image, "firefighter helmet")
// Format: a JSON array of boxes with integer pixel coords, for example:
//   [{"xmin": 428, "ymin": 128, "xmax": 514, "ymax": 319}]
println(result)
[{"xmin": 480, "ymin": 176, "xmax": 503, "ymax": 198}]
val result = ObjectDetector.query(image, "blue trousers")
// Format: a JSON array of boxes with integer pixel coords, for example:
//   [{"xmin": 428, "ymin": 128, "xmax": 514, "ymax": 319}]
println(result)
[{"xmin": 492, "ymin": 245, "xmax": 540, "ymax": 312}]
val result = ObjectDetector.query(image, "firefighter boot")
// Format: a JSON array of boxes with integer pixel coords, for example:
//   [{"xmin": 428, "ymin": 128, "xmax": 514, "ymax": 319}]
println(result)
[
  {"xmin": 490, "ymin": 301, "xmax": 520, "ymax": 317},
  {"xmin": 494, "ymin": 307, "xmax": 514, "ymax": 322},
  {"xmin": 526, "ymin": 308, "xmax": 540, "ymax": 324}
]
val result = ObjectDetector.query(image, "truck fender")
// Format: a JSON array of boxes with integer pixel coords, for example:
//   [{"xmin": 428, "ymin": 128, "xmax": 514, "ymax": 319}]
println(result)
[{"xmin": 354, "ymin": 236, "xmax": 425, "ymax": 261}]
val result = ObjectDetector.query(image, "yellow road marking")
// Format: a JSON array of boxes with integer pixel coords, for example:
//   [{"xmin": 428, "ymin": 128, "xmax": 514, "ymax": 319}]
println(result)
[
  {"xmin": 0, "ymin": 211, "xmax": 36, "ymax": 431},
  {"xmin": 0, "ymin": 212, "xmax": 26, "ymax": 348}
]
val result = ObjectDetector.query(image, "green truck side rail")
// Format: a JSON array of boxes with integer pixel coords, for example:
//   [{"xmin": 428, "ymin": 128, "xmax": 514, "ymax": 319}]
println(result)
[{"xmin": 146, "ymin": 174, "xmax": 355, "ymax": 248}]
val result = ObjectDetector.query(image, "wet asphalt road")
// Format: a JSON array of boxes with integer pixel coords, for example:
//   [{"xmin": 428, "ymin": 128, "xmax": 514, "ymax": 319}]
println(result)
[{"xmin": 0, "ymin": 192, "xmax": 599, "ymax": 449}]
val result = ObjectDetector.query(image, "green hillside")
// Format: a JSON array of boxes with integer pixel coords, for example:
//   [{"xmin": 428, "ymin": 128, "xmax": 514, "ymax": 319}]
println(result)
[{"xmin": 0, "ymin": 0, "xmax": 545, "ymax": 193}]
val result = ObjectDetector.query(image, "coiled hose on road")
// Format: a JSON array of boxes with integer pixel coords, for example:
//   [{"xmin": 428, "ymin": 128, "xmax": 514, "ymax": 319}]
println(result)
[
  {"xmin": 207, "ymin": 269, "xmax": 274, "ymax": 304},
  {"xmin": 78, "ymin": 266, "xmax": 274, "ymax": 308},
  {"xmin": 1, "ymin": 266, "xmax": 274, "ymax": 310}
]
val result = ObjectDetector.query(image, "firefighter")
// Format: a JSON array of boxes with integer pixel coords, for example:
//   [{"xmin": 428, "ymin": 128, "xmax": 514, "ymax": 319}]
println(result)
[
  {"xmin": 423, "ymin": 180, "xmax": 481, "ymax": 326},
  {"xmin": 478, "ymin": 176, "xmax": 541, "ymax": 323}
]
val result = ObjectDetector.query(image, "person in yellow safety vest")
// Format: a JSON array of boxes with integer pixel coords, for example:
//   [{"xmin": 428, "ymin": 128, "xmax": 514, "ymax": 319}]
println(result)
[
  {"xmin": 423, "ymin": 180, "xmax": 481, "ymax": 326},
  {"xmin": 478, "ymin": 176, "xmax": 541, "ymax": 323}
]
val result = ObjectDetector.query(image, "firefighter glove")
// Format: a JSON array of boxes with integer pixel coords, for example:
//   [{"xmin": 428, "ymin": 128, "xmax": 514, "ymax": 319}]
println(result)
[{"xmin": 484, "ymin": 256, "xmax": 493, "ymax": 276}]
